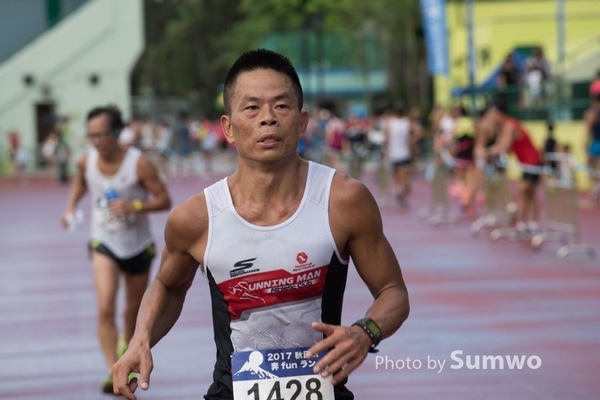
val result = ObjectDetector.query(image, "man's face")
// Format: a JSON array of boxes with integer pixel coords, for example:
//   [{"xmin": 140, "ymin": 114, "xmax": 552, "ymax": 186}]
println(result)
[
  {"xmin": 87, "ymin": 114, "xmax": 117, "ymax": 156},
  {"xmin": 221, "ymin": 68, "xmax": 308, "ymax": 164}
]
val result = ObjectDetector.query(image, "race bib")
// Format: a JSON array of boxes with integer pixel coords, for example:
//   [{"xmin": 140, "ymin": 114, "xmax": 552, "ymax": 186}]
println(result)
[{"xmin": 232, "ymin": 346, "xmax": 334, "ymax": 400}]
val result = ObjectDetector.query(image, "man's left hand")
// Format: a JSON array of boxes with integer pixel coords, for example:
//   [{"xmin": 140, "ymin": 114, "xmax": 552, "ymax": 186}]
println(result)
[{"xmin": 306, "ymin": 322, "xmax": 372, "ymax": 385}]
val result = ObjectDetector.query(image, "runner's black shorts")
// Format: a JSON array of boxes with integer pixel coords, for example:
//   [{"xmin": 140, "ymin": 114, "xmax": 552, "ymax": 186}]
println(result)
[
  {"xmin": 88, "ymin": 241, "xmax": 155, "ymax": 275},
  {"xmin": 391, "ymin": 158, "xmax": 412, "ymax": 169},
  {"xmin": 522, "ymin": 168, "xmax": 542, "ymax": 184}
]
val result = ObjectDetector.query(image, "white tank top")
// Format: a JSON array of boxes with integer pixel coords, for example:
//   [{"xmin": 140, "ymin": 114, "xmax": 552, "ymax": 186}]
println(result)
[
  {"xmin": 387, "ymin": 116, "xmax": 411, "ymax": 162},
  {"xmin": 203, "ymin": 161, "xmax": 349, "ymax": 352},
  {"xmin": 86, "ymin": 147, "xmax": 152, "ymax": 258}
]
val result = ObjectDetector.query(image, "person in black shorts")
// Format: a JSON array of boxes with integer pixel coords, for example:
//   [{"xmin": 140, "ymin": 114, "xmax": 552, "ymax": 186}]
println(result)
[
  {"xmin": 89, "ymin": 241, "xmax": 156, "ymax": 275},
  {"xmin": 61, "ymin": 105, "xmax": 172, "ymax": 393}
]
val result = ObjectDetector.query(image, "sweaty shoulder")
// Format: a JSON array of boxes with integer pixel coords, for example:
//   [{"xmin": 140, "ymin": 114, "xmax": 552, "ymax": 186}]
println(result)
[
  {"xmin": 328, "ymin": 172, "xmax": 381, "ymax": 255},
  {"xmin": 329, "ymin": 172, "xmax": 374, "ymax": 211},
  {"xmin": 165, "ymin": 193, "xmax": 209, "ymax": 262}
]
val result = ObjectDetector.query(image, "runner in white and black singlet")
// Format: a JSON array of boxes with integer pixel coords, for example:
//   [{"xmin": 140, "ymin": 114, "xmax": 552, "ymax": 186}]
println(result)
[
  {"xmin": 113, "ymin": 49, "xmax": 409, "ymax": 400},
  {"xmin": 61, "ymin": 105, "xmax": 172, "ymax": 393}
]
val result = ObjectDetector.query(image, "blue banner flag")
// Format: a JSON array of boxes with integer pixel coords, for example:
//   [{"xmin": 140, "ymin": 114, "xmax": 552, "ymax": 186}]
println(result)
[{"xmin": 420, "ymin": 0, "xmax": 449, "ymax": 75}]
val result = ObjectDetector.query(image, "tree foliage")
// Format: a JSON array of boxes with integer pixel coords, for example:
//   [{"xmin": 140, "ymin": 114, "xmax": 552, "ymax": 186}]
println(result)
[{"xmin": 133, "ymin": 0, "xmax": 430, "ymax": 118}]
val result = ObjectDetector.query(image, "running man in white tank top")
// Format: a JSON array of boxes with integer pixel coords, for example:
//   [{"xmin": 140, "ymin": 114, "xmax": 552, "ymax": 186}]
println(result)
[
  {"xmin": 113, "ymin": 50, "xmax": 409, "ymax": 400},
  {"xmin": 384, "ymin": 106, "xmax": 422, "ymax": 208},
  {"xmin": 61, "ymin": 105, "xmax": 172, "ymax": 394}
]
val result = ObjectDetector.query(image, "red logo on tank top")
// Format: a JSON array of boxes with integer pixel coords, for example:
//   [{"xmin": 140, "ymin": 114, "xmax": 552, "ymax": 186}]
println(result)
[
  {"xmin": 294, "ymin": 252, "xmax": 314, "ymax": 272},
  {"xmin": 296, "ymin": 252, "xmax": 308, "ymax": 264}
]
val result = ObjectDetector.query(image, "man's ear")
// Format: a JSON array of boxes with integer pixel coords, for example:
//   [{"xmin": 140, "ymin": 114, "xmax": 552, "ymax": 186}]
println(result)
[
  {"xmin": 221, "ymin": 115, "xmax": 235, "ymax": 144},
  {"xmin": 299, "ymin": 110, "xmax": 309, "ymax": 137}
]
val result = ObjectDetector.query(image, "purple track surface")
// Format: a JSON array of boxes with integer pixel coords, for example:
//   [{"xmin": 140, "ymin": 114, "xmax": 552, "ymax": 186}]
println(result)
[{"xmin": 0, "ymin": 169, "xmax": 598, "ymax": 399}]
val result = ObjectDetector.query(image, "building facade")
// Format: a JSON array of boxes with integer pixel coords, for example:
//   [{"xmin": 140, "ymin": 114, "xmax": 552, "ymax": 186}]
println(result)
[{"xmin": 0, "ymin": 0, "xmax": 144, "ymax": 169}]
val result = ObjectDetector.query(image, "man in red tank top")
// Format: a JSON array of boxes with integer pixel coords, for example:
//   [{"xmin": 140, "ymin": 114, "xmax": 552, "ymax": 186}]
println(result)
[{"xmin": 485, "ymin": 103, "xmax": 542, "ymax": 233}]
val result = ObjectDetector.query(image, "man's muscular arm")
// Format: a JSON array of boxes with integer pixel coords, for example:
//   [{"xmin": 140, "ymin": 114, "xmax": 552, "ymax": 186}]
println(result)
[
  {"xmin": 308, "ymin": 174, "xmax": 409, "ymax": 385},
  {"xmin": 135, "ymin": 156, "xmax": 172, "ymax": 212}
]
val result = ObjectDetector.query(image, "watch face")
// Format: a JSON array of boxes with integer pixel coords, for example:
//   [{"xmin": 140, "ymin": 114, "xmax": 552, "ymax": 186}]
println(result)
[{"xmin": 366, "ymin": 319, "xmax": 382, "ymax": 337}]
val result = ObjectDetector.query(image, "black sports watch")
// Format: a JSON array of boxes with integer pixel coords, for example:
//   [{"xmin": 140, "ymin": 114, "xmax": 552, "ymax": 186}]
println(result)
[{"xmin": 352, "ymin": 317, "xmax": 383, "ymax": 353}]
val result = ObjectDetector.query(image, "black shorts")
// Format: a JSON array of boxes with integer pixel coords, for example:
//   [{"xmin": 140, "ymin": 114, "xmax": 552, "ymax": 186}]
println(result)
[
  {"xmin": 522, "ymin": 170, "xmax": 541, "ymax": 184},
  {"xmin": 89, "ymin": 241, "xmax": 155, "ymax": 275},
  {"xmin": 455, "ymin": 136, "xmax": 475, "ymax": 160},
  {"xmin": 391, "ymin": 158, "xmax": 412, "ymax": 169}
]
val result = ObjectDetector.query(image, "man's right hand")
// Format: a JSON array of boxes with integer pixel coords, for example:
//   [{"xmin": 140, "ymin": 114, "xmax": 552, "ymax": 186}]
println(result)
[
  {"xmin": 112, "ymin": 343, "xmax": 154, "ymax": 400},
  {"xmin": 60, "ymin": 210, "xmax": 75, "ymax": 229}
]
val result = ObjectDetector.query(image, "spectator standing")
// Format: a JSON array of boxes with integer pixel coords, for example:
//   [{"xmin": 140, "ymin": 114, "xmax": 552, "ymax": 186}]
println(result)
[
  {"xmin": 497, "ymin": 54, "xmax": 522, "ymax": 108},
  {"xmin": 526, "ymin": 46, "xmax": 552, "ymax": 81}
]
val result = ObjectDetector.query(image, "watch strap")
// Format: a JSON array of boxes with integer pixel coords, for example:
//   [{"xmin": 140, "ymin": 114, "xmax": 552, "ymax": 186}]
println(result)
[{"xmin": 352, "ymin": 317, "xmax": 382, "ymax": 353}]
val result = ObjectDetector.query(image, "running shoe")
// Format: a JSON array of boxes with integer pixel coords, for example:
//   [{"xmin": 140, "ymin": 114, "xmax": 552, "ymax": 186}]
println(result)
[
  {"xmin": 101, "ymin": 371, "xmax": 113, "ymax": 394},
  {"xmin": 102, "ymin": 370, "xmax": 138, "ymax": 394}
]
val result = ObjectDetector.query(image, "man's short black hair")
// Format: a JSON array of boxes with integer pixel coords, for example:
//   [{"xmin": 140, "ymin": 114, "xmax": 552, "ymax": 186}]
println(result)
[
  {"xmin": 222, "ymin": 49, "xmax": 303, "ymax": 115},
  {"xmin": 87, "ymin": 105, "xmax": 125, "ymax": 136}
]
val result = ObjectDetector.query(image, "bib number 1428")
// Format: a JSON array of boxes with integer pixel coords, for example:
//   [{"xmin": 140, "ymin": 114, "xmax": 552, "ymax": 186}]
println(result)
[
  {"xmin": 231, "ymin": 347, "xmax": 334, "ymax": 400},
  {"xmin": 246, "ymin": 376, "xmax": 325, "ymax": 400}
]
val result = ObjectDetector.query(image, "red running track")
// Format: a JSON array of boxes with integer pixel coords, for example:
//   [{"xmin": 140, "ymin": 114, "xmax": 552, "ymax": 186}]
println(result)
[{"xmin": 0, "ymin": 170, "xmax": 598, "ymax": 399}]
